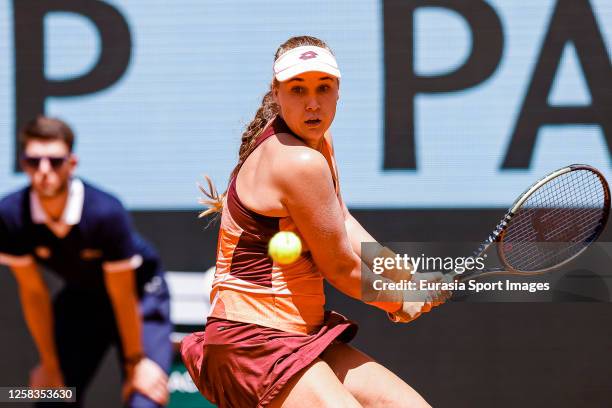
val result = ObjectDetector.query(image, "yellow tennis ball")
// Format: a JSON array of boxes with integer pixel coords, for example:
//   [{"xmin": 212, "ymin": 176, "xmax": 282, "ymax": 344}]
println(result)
[{"xmin": 268, "ymin": 231, "xmax": 302, "ymax": 264}]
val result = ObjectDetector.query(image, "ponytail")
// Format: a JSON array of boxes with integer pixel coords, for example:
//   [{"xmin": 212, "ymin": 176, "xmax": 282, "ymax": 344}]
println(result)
[
  {"xmin": 199, "ymin": 88, "xmax": 278, "ymax": 218},
  {"xmin": 230, "ymin": 90, "xmax": 279, "ymax": 182}
]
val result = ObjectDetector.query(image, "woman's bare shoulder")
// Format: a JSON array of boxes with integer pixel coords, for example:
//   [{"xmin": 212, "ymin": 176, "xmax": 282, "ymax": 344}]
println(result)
[{"xmin": 274, "ymin": 136, "xmax": 327, "ymax": 171}]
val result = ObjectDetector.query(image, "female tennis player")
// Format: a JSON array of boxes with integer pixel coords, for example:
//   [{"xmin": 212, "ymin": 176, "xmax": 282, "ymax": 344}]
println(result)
[{"xmin": 181, "ymin": 36, "xmax": 447, "ymax": 407}]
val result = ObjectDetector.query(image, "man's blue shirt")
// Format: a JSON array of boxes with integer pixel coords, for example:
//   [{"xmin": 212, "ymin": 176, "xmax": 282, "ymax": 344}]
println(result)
[{"xmin": 0, "ymin": 180, "xmax": 161, "ymax": 294}]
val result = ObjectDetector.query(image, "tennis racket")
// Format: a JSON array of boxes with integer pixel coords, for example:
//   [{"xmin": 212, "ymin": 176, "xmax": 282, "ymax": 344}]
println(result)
[{"xmin": 450, "ymin": 164, "xmax": 610, "ymax": 282}]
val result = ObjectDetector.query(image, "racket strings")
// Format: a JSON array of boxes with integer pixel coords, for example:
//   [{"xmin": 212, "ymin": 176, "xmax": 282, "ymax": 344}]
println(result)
[
  {"xmin": 506, "ymin": 184, "xmax": 602, "ymax": 243},
  {"xmin": 501, "ymin": 169, "xmax": 608, "ymax": 272}
]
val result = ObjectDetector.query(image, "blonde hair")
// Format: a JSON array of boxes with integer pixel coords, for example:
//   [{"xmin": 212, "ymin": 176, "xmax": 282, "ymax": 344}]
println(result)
[{"xmin": 199, "ymin": 36, "xmax": 334, "ymax": 218}]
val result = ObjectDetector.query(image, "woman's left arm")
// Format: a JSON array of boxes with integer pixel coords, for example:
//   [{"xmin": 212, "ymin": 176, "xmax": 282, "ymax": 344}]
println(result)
[
  {"xmin": 323, "ymin": 131, "xmax": 384, "ymax": 267},
  {"xmin": 341, "ymin": 200, "xmax": 379, "ymax": 266},
  {"xmin": 327, "ymin": 131, "xmax": 413, "ymax": 281}
]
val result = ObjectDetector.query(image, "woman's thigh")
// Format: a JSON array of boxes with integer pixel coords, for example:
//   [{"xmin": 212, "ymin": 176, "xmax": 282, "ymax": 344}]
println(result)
[
  {"xmin": 268, "ymin": 358, "xmax": 362, "ymax": 408},
  {"xmin": 320, "ymin": 342, "xmax": 431, "ymax": 408}
]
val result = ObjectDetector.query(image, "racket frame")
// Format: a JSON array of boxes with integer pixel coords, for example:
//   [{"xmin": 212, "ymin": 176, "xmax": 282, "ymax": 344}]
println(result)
[{"xmin": 458, "ymin": 164, "xmax": 610, "ymax": 281}]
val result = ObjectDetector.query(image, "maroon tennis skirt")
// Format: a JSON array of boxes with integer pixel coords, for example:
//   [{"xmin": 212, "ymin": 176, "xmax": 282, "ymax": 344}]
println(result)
[{"xmin": 180, "ymin": 310, "xmax": 358, "ymax": 407}]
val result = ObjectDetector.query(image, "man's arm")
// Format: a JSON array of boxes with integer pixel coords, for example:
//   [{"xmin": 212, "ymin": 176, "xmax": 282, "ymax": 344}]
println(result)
[
  {"xmin": 103, "ymin": 264, "xmax": 168, "ymax": 405},
  {"xmin": 103, "ymin": 266, "xmax": 143, "ymax": 366},
  {"xmin": 99, "ymin": 200, "xmax": 168, "ymax": 404},
  {"xmin": 10, "ymin": 260, "xmax": 64, "ymax": 386}
]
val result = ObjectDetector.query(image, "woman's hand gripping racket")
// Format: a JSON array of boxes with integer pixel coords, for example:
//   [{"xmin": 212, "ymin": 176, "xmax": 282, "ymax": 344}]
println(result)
[{"xmin": 450, "ymin": 164, "xmax": 610, "ymax": 282}]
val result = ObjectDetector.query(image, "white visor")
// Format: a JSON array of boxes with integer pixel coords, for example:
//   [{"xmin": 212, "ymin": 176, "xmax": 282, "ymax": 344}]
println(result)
[{"xmin": 273, "ymin": 46, "xmax": 341, "ymax": 82}]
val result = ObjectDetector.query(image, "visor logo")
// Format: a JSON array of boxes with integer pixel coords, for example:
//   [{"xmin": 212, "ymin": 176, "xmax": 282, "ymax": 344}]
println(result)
[{"xmin": 299, "ymin": 51, "xmax": 318, "ymax": 60}]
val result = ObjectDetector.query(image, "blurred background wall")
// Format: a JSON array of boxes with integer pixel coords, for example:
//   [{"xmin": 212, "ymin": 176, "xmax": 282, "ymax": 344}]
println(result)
[{"xmin": 1, "ymin": 1, "xmax": 611, "ymax": 407}]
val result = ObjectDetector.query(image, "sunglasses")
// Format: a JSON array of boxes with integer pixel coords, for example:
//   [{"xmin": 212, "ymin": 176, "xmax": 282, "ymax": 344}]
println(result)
[{"xmin": 22, "ymin": 155, "xmax": 69, "ymax": 170}]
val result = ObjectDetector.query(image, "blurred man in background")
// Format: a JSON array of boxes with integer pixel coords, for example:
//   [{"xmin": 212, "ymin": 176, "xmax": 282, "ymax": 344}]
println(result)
[{"xmin": 0, "ymin": 116, "xmax": 172, "ymax": 407}]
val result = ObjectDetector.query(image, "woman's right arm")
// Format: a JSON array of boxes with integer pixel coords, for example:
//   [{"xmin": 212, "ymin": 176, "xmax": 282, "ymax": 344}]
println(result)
[{"xmin": 276, "ymin": 147, "xmax": 407, "ymax": 313}]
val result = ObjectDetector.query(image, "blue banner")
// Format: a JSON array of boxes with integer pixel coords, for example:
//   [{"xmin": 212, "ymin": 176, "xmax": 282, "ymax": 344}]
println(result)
[{"xmin": 1, "ymin": 0, "xmax": 610, "ymax": 209}]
